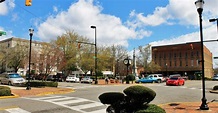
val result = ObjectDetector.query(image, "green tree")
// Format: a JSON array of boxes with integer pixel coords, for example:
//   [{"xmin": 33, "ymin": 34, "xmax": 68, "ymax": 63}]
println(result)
[{"xmin": 7, "ymin": 41, "xmax": 28, "ymax": 72}]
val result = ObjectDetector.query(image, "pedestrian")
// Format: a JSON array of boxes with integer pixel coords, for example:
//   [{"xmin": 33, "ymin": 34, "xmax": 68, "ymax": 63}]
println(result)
[{"xmin": 105, "ymin": 76, "xmax": 109, "ymax": 84}]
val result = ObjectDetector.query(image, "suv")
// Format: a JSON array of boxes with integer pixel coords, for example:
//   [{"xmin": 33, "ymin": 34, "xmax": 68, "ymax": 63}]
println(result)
[
  {"xmin": 147, "ymin": 74, "xmax": 164, "ymax": 83},
  {"xmin": 66, "ymin": 75, "xmax": 80, "ymax": 82}
]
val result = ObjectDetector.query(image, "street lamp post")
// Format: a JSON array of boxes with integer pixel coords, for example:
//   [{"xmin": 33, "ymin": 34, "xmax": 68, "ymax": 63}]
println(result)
[
  {"xmin": 26, "ymin": 28, "xmax": 34, "ymax": 90},
  {"xmin": 123, "ymin": 56, "xmax": 131, "ymax": 84},
  {"xmin": 195, "ymin": 0, "xmax": 209, "ymax": 110},
  {"xmin": 209, "ymin": 18, "xmax": 218, "ymax": 33},
  {"xmin": 165, "ymin": 63, "xmax": 168, "ymax": 76},
  {"xmin": 90, "ymin": 25, "xmax": 98, "ymax": 84}
]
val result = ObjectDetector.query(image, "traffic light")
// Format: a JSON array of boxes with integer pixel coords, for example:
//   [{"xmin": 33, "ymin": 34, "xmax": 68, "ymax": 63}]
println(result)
[{"xmin": 25, "ymin": 0, "xmax": 32, "ymax": 6}]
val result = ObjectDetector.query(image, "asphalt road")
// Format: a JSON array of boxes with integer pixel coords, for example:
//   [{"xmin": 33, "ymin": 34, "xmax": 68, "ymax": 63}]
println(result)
[{"xmin": 0, "ymin": 80, "xmax": 217, "ymax": 113}]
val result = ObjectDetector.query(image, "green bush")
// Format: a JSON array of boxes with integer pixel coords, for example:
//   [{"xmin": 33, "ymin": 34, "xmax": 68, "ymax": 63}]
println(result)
[
  {"xmin": 98, "ymin": 92, "xmax": 125, "ymax": 104},
  {"xmin": 45, "ymin": 82, "xmax": 58, "ymax": 87},
  {"xmin": 135, "ymin": 104, "xmax": 166, "ymax": 113},
  {"xmin": 213, "ymin": 85, "xmax": 218, "ymax": 90},
  {"xmin": 27, "ymin": 81, "xmax": 58, "ymax": 87},
  {"xmin": 0, "ymin": 86, "xmax": 11, "ymax": 96},
  {"xmin": 123, "ymin": 85, "xmax": 156, "ymax": 105}
]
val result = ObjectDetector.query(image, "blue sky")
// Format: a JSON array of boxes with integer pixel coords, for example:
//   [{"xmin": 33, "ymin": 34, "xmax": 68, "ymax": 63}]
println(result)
[{"xmin": 1, "ymin": 0, "xmax": 218, "ymax": 67}]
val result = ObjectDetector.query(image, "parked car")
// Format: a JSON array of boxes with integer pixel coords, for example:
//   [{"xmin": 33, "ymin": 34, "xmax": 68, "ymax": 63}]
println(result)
[
  {"xmin": 66, "ymin": 75, "xmax": 80, "ymax": 82},
  {"xmin": 166, "ymin": 76, "xmax": 185, "ymax": 86},
  {"xmin": 0, "ymin": 73, "xmax": 26, "ymax": 86},
  {"xmin": 81, "ymin": 76, "xmax": 93, "ymax": 83},
  {"xmin": 212, "ymin": 74, "xmax": 218, "ymax": 81},
  {"xmin": 46, "ymin": 75, "xmax": 55, "ymax": 81}
]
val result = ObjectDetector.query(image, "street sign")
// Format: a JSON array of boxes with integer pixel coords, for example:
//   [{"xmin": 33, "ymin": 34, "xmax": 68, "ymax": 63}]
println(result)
[{"xmin": 0, "ymin": 31, "xmax": 6, "ymax": 36}]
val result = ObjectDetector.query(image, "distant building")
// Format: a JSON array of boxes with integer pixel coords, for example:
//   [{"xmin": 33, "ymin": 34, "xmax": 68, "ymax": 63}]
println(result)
[
  {"xmin": 0, "ymin": 37, "xmax": 58, "ymax": 75},
  {"xmin": 151, "ymin": 42, "xmax": 213, "ymax": 79}
]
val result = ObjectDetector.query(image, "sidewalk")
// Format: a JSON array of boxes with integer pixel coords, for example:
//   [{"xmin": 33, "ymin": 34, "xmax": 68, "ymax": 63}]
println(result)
[{"xmin": 159, "ymin": 102, "xmax": 218, "ymax": 113}]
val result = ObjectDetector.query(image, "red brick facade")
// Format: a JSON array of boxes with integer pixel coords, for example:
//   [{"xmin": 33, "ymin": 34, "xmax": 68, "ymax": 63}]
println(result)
[{"xmin": 152, "ymin": 42, "xmax": 213, "ymax": 79}]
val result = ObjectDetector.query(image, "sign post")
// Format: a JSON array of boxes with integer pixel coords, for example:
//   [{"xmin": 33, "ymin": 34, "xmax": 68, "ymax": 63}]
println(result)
[{"xmin": 0, "ymin": 31, "xmax": 6, "ymax": 36}]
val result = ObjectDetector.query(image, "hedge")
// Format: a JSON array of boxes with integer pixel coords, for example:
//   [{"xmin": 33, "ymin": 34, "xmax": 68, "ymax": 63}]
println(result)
[
  {"xmin": 213, "ymin": 85, "xmax": 218, "ymax": 90},
  {"xmin": 123, "ymin": 85, "xmax": 156, "ymax": 105},
  {"xmin": 26, "ymin": 81, "xmax": 58, "ymax": 87},
  {"xmin": 135, "ymin": 104, "xmax": 166, "ymax": 113},
  {"xmin": 98, "ymin": 92, "xmax": 125, "ymax": 104},
  {"xmin": 0, "ymin": 86, "xmax": 11, "ymax": 96}
]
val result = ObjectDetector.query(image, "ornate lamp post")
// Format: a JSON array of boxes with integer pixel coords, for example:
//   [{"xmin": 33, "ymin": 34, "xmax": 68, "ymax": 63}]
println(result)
[
  {"xmin": 195, "ymin": 0, "xmax": 209, "ymax": 110},
  {"xmin": 26, "ymin": 28, "xmax": 34, "ymax": 90},
  {"xmin": 90, "ymin": 25, "xmax": 98, "ymax": 84},
  {"xmin": 165, "ymin": 63, "xmax": 168, "ymax": 76},
  {"xmin": 123, "ymin": 56, "xmax": 131, "ymax": 84}
]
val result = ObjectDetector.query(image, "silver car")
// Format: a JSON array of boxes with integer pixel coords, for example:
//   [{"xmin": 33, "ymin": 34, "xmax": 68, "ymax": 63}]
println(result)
[
  {"xmin": 212, "ymin": 75, "xmax": 218, "ymax": 81},
  {"xmin": 81, "ymin": 76, "xmax": 93, "ymax": 83},
  {"xmin": 0, "ymin": 73, "xmax": 26, "ymax": 86}
]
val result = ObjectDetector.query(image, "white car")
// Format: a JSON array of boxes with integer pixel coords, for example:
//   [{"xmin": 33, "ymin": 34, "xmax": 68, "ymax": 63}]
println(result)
[
  {"xmin": 0, "ymin": 73, "xmax": 26, "ymax": 86},
  {"xmin": 66, "ymin": 75, "xmax": 80, "ymax": 82},
  {"xmin": 81, "ymin": 76, "xmax": 93, "ymax": 83}
]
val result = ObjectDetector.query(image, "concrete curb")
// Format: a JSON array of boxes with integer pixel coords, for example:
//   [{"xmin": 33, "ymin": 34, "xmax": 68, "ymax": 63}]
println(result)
[
  {"xmin": 0, "ymin": 94, "xmax": 19, "ymax": 99},
  {"xmin": 36, "ymin": 89, "xmax": 75, "ymax": 96}
]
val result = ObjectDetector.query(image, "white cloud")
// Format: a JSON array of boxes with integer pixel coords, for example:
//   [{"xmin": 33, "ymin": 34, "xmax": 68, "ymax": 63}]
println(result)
[
  {"xmin": 36, "ymin": 0, "xmax": 151, "ymax": 47},
  {"xmin": 53, "ymin": 6, "xmax": 58, "ymax": 12},
  {"xmin": 0, "ymin": 2, "xmax": 8, "ymax": 15}
]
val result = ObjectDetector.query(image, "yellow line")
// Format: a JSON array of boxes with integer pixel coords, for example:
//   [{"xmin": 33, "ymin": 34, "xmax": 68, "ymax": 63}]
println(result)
[{"xmin": 0, "ymin": 106, "xmax": 18, "ymax": 111}]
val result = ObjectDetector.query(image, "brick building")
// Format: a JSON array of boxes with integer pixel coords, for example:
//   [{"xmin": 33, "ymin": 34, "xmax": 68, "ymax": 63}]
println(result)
[{"xmin": 152, "ymin": 42, "xmax": 213, "ymax": 79}]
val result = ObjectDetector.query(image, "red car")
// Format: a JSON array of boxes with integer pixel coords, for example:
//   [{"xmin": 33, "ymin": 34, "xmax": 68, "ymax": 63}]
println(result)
[{"xmin": 166, "ymin": 77, "xmax": 185, "ymax": 86}]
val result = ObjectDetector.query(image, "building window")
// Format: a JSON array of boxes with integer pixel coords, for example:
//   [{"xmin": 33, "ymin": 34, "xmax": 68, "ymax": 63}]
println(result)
[
  {"xmin": 170, "ymin": 61, "xmax": 172, "ymax": 67},
  {"xmin": 196, "ymin": 51, "xmax": 199, "ymax": 57},
  {"xmin": 191, "ymin": 52, "xmax": 194, "ymax": 58},
  {"xmin": 180, "ymin": 60, "xmax": 182, "ymax": 67},
  {"xmin": 179, "ymin": 52, "xmax": 182, "ymax": 58},
  {"xmin": 185, "ymin": 52, "xmax": 188, "ymax": 58},
  {"xmin": 169, "ymin": 53, "xmax": 171, "ymax": 59},
  {"xmin": 191, "ymin": 60, "xmax": 193, "ymax": 66},
  {"xmin": 196, "ymin": 60, "xmax": 199, "ymax": 66},
  {"xmin": 186, "ymin": 60, "xmax": 188, "ymax": 66},
  {"xmin": 174, "ymin": 60, "xmax": 177, "ymax": 67},
  {"xmin": 174, "ymin": 53, "xmax": 176, "ymax": 58}
]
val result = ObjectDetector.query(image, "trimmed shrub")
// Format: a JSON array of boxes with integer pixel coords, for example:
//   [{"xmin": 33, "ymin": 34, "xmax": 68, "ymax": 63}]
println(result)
[
  {"xmin": 135, "ymin": 104, "xmax": 166, "ymax": 113},
  {"xmin": 213, "ymin": 85, "xmax": 218, "ymax": 90},
  {"xmin": 123, "ymin": 85, "xmax": 156, "ymax": 105},
  {"xmin": 98, "ymin": 92, "xmax": 125, "ymax": 104},
  {"xmin": 45, "ymin": 82, "xmax": 58, "ymax": 87},
  {"xmin": 27, "ymin": 81, "xmax": 58, "ymax": 87},
  {"xmin": 0, "ymin": 86, "xmax": 11, "ymax": 96}
]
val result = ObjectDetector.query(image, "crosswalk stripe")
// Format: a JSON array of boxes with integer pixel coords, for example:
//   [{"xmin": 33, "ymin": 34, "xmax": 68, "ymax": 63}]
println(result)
[
  {"xmin": 74, "ymin": 102, "xmax": 104, "ymax": 109},
  {"xmin": 88, "ymin": 109, "xmax": 106, "ymax": 113},
  {"xmin": 5, "ymin": 108, "xmax": 30, "ymax": 113},
  {"xmin": 55, "ymin": 98, "xmax": 88, "ymax": 105},
  {"xmin": 43, "ymin": 97, "xmax": 76, "ymax": 102},
  {"xmin": 24, "ymin": 95, "xmax": 106, "ymax": 113}
]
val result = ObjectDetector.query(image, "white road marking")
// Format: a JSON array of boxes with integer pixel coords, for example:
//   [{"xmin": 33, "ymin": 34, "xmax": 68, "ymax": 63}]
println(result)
[
  {"xmin": 5, "ymin": 108, "xmax": 30, "ymax": 113},
  {"xmin": 24, "ymin": 95, "xmax": 106, "ymax": 113}
]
